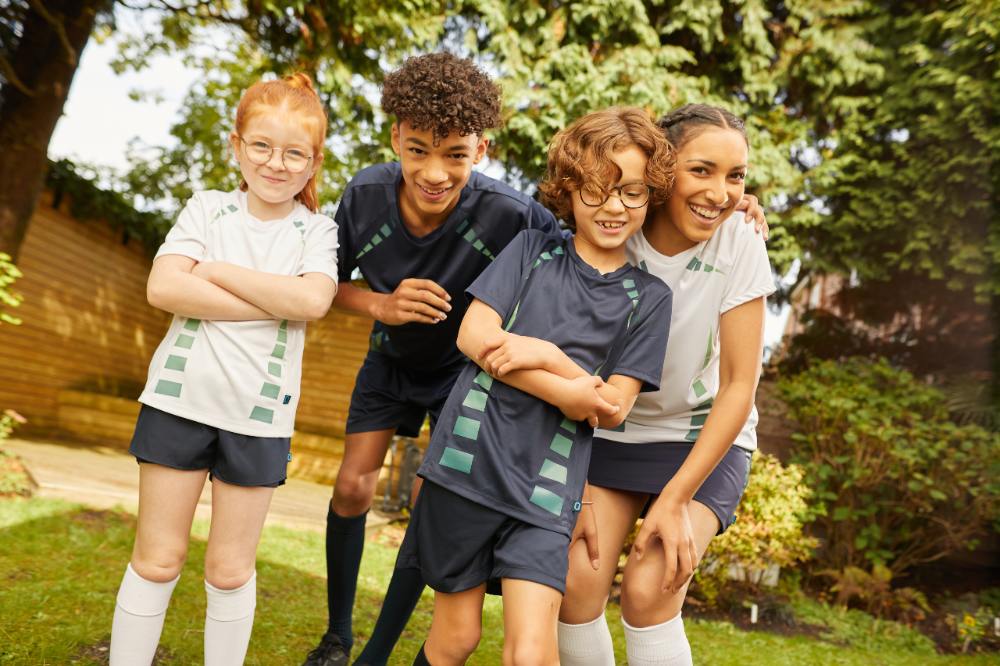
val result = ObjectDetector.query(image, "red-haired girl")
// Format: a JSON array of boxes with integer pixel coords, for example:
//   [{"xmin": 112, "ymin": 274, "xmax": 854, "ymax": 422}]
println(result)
[{"xmin": 109, "ymin": 73, "xmax": 337, "ymax": 666}]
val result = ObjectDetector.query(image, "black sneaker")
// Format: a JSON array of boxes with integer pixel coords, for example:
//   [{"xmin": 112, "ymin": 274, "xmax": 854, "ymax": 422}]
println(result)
[{"xmin": 302, "ymin": 633, "xmax": 349, "ymax": 666}]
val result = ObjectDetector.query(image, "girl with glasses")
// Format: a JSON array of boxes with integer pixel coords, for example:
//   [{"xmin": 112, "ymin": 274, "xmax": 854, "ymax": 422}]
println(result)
[{"xmin": 109, "ymin": 73, "xmax": 338, "ymax": 666}]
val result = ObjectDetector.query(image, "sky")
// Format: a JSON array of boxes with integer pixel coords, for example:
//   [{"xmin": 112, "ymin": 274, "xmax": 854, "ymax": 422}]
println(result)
[{"xmin": 46, "ymin": 28, "xmax": 791, "ymax": 350}]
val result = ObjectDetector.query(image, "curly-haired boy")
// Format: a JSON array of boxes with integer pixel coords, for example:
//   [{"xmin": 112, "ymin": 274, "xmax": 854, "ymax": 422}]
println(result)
[{"xmin": 303, "ymin": 52, "xmax": 558, "ymax": 666}]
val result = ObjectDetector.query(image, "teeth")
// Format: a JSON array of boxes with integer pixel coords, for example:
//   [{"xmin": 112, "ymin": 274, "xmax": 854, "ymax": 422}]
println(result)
[
  {"xmin": 690, "ymin": 204, "xmax": 722, "ymax": 219},
  {"xmin": 421, "ymin": 185, "xmax": 449, "ymax": 195},
  {"xmin": 598, "ymin": 221, "xmax": 624, "ymax": 229}
]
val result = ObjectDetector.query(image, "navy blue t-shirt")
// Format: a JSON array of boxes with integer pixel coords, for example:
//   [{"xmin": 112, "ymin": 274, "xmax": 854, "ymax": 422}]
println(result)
[
  {"xmin": 418, "ymin": 230, "xmax": 673, "ymax": 536},
  {"xmin": 336, "ymin": 163, "xmax": 559, "ymax": 371}
]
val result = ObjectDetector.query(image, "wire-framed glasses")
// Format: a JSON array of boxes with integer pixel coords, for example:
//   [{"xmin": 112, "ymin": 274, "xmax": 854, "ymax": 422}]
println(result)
[
  {"xmin": 578, "ymin": 182, "xmax": 651, "ymax": 209},
  {"xmin": 238, "ymin": 136, "xmax": 314, "ymax": 173}
]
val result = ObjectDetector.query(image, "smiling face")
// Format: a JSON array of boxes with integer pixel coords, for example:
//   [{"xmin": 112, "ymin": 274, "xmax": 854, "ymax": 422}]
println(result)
[
  {"xmin": 650, "ymin": 127, "xmax": 748, "ymax": 255},
  {"xmin": 391, "ymin": 121, "xmax": 489, "ymax": 233},
  {"xmin": 571, "ymin": 144, "xmax": 650, "ymax": 274},
  {"xmin": 230, "ymin": 105, "xmax": 320, "ymax": 220}
]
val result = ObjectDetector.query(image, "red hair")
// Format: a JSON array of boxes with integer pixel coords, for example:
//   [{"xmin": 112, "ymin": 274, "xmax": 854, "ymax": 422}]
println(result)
[{"xmin": 234, "ymin": 72, "xmax": 327, "ymax": 212}]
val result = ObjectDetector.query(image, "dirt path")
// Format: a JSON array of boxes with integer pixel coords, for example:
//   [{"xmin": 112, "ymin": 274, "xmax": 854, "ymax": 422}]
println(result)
[{"xmin": 5, "ymin": 438, "xmax": 394, "ymax": 533}]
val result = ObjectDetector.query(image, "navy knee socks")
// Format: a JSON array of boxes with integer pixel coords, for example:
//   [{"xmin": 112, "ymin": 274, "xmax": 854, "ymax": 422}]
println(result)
[
  {"xmin": 325, "ymin": 507, "xmax": 367, "ymax": 654},
  {"xmin": 353, "ymin": 567, "xmax": 424, "ymax": 665}
]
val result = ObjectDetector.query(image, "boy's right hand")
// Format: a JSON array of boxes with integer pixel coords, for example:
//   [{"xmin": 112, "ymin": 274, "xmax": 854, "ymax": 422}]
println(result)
[
  {"xmin": 372, "ymin": 278, "xmax": 451, "ymax": 325},
  {"xmin": 558, "ymin": 376, "xmax": 619, "ymax": 427}
]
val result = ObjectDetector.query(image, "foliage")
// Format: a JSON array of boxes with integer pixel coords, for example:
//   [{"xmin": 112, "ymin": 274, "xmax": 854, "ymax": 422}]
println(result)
[
  {"xmin": 0, "ymin": 251, "xmax": 22, "ymax": 325},
  {"xmin": 46, "ymin": 159, "xmax": 171, "ymax": 253},
  {"xmin": 941, "ymin": 590, "xmax": 1000, "ymax": 654},
  {"xmin": 779, "ymin": 357, "xmax": 1000, "ymax": 577},
  {"xmin": 790, "ymin": 596, "xmax": 939, "ymax": 656},
  {"xmin": 820, "ymin": 564, "xmax": 930, "ymax": 624},
  {"xmin": 693, "ymin": 453, "xmax": 817, "ymax": 606}
]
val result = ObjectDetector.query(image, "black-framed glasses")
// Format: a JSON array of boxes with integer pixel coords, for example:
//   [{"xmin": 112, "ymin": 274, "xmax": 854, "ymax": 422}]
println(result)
[
  {"xmin": 238, "ymin": 136, "xmax": 314, "ymax": 173},
  {"xmin": 578, "ymin": 182, "xmax": 651, "ymax": 209}
]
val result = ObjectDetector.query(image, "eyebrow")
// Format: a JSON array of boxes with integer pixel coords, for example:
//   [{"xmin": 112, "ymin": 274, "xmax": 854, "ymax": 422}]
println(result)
[
  {"xmin": 685, "ymin": 158, "xmax": 748, "ymax": 170},
  {"xmin": 405, "ymin": 137, "xmax": 472, "ymax": 152}
]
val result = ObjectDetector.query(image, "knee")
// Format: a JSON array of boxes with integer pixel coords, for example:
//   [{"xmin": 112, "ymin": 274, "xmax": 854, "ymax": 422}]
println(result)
[
  {"xmin": 333, "ymin": 468, "xmax": 378, "ymax": 513},
  {"xmin": 430, "ymin": 626, "xmax": 480, "ymax": 662},
  {"xmin": 560, "ymin": 568, "xmax": 608, "ymax": 624},
  {"xmin": 204, "ymin": 555, "xmax": 255, "ymax": 590},
  {"xmin": 503, "ymin": 636, "xmax": 556, "ymax": 666},
  {"xmin": 131, "ymin": 548, "xmax": 186, "ymax": 583},
  {"xmin": 621, "ymin": 573, "xmax": 682, "ymax": 625}
]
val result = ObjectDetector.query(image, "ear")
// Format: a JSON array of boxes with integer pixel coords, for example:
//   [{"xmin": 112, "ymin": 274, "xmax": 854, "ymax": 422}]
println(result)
[
  {"xmin": 309, "ymin": 153, "xmax": 324, "ymax": 179},
  {"xmin": 229, "ymin": 132, "xmax": 242, "ymax": 162},
  {"xmin": 390, "ymin": 122, "xmax": 402, "ymax": 157},
  {"xmin": 473, "ymin": 136, "xmax": 490, "ymax": 165}
]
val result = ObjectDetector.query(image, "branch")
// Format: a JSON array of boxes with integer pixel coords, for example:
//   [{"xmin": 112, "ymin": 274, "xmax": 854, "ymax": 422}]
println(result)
[
  {"xmin": 27, "ymin": 0, "xmax": 77, "ymax": 64},
  {"xmin": 0, "ymin": 55, "xmax": 36, "ymax": 96},
  {"xmin": 117, "ymin": 0, "xmax": 251, "ymax": 29}
]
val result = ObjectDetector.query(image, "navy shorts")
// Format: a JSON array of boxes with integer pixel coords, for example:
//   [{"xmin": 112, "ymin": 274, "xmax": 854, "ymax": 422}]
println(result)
[
  {"xmin": 396, "ymin": 481, "xmax": 571, "ymax": 594},
  {"xmin": 588, "ymin": 438, "xmax": 752, "ymax": 534},
  {"xmin": 129, "ymin": 405, "xmax": 290, "ymax": 487},
  {"xmin": 345, "ymin": 351, "xmax": 463, "ymax": 438}
]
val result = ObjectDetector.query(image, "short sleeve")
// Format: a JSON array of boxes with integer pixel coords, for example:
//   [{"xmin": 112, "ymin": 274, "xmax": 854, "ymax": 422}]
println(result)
[
  {"xmin": 527, "ymin": 198, "xmax": 559, "ymax": 234},
  {"xmin": 156, "ymin": 193, "xmax": 208, "ymax": 262},
  {"xmin": 298, "ymin": 214, "xmax": 339, "ymax": 283},
  {"xmin": 609, "ymin": 280, "xmax": 673, "ymax": 392},
  {"xmin": 720, "ymin": 224, "xmax": 775, "ymax": 313},
  {"xmin": 466, "ymin": 229, "xmax": 535, "ymax": 323},
  {"xmin": 334, "ymin": 187, "xmax": 355, "ymax": 283}
]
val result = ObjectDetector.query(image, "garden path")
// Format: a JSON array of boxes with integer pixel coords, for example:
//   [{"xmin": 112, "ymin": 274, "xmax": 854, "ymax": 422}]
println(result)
[{"xmin": 5, "ymin": 437, "xmax": 393, "ymax": 533}]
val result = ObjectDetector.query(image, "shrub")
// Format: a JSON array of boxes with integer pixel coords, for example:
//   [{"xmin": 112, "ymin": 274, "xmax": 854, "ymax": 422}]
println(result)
[
  {"xmin": 779, "ymin": 357, "xmax": 1000, "ymax": 577},
  {"xmin": 693, "ymin": 453, "xmax": 817, "ymax": 606},
  {"xmin": 0, "ymin": 252, "xmax": 22, "ymax": 325}
]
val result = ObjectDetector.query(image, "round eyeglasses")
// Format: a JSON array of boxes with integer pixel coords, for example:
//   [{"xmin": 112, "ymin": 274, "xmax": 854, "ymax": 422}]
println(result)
[
  {"xmin": 238, "ymin": 136, "xmax": 314, "ymax": 173},
  {"xmin": 578, "ymin": 182, "xmax": 651, "ymax": 209}
]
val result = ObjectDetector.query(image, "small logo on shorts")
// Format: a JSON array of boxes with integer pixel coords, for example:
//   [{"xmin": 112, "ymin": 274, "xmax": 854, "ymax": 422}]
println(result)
[{"xmin": 287, "ymin": 453, "xmax": 292, "ymax": 462}]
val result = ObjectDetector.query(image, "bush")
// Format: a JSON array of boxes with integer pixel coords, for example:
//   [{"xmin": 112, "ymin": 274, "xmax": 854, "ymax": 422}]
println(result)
[
  {"xmin": 693, "ymin": 453, "xmax": 817, "ymax": 606},
  {"xmin": 779, "ymin": 357, "xmax": 1000, "ymax": 577}
]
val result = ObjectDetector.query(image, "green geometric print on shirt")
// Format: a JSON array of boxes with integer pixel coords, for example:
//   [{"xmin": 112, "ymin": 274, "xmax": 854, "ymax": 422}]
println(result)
[
  {"xmin": 440, "ymin": 371, "xmax": 497, "ymax": 474},
  {"xmin": 503, "ymin": 247, "xmax": 565, "ymax": 331},
  {"xmin": 159, "ymin": 318, "xmax": 200, "ymax": 398},
  {"xmin": 686, "ymin": 256, "xmax": 725, "ymax": 275},
  {"xmin": 356, "ymin": 222, "xmax": 395, "ymax": 260},
  {"xmin": 211, "ymin": 204, "xmax": 239, "ymax": 223},
  {"xmin": 456, "ymin": 219, "xmax": 496, "ymax": 261},
  {"xmin": 249, "ymin": 320, "xmax": 288, "ymax": 425}
]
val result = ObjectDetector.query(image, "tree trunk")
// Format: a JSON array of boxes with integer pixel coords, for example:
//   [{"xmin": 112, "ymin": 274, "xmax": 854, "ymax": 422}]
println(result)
[{"xmin": 0, "ymin": 0, "xmax": 106, "ymax": 259}]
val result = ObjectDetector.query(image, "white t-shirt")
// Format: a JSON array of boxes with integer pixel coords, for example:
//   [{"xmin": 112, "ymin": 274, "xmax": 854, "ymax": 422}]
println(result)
[
  {"xmin": 596, "ymin": 213, "xmax": 775, "ymax": 451},
  {"xmin": 138, "ymin": 190, "xmax": 338, "ymax": 437}
]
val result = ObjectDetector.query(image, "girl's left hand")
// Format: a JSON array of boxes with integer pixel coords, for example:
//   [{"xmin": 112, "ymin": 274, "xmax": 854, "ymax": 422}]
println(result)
[
  {"xmin": 735, "ymin": 194, "xmax": 769, "ymax": 240},
  {"xmin": 570, "ymin": 484, "xmax": 600, "ymax": 571},
  {"xmin": 632, "ymin": 497, "xmax": 699, "ymax": 594},
  {"xmin": 479, "ymin": 332, "xmax": 559, "ymax": 377}
]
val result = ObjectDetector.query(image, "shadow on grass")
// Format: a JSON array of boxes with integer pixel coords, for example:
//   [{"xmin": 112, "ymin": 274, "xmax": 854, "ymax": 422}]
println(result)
[{"xmin": 0, "ymin": 499, "xmax": 506, "ymax": 665}]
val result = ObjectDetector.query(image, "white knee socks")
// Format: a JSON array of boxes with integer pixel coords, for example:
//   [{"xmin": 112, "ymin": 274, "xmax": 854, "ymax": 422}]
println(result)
[
  {"xmin": 110, "ymin": 563, "xmax": 179, "ymax": 666},
  {"xmin": 623, "ymin": 613, "xmax": 692, "ymax": 666},
  {"xmin": 558, "ymin": 613, "xmax": 616, "ymax": 666},
  {"xmin": 204, "ymin": 572, "xmax": 257, "ymax": 666}
]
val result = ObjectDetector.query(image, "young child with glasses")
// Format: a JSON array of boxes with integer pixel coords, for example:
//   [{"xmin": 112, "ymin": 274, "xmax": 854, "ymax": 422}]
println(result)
[
  {"xmin": 109, "ymin": 72, "xmax": 338, "ymax": 666},
  {"xmin": 397, "ymin": 107, "xmax": 675, "ymax": 665}
]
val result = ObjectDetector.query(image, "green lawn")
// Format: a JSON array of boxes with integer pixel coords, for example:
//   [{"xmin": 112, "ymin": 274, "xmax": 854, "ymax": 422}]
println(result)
[{"xmin": 1, "ymin": 497, "xmax": 997, "ymax": 665}]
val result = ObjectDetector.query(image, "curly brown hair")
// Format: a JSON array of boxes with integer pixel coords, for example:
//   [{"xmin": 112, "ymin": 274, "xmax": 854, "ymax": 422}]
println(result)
[
  {"xmin": 538, "ymin": 107, "xmax": 675, "ymax": 231},
  {"xmin": 381, "ymin": 52, "xmax": 502, "ymax": 143}
]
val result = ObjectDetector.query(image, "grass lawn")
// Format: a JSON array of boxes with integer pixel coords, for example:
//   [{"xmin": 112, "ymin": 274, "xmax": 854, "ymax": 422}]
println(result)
[{"xmin": 1, "ymin": 496, "xmax": 998, "ymax": 665}]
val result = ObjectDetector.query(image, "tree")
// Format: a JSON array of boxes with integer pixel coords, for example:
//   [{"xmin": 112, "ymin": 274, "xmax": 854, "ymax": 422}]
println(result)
[{"xmin": 0, "ymin": 0, "xmax": 114, "ymax": 258}]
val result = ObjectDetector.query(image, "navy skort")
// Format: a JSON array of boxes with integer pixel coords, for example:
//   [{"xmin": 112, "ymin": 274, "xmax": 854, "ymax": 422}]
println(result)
[
  {"xmin": 129, "ymin": 405, "xmax": 290, "ymax": 487},
  {"xmin": 588, "ymin": 438, "xmax": 752, "ymax": 534}
]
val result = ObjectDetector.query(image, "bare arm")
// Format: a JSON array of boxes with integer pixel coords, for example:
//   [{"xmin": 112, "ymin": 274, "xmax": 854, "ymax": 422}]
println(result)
[
  {"xmin": 333, "ymin": 278, "xmax": 451, "ymax": 325},
  {"xmin": 147, "ymin": 255, "xmax": 274, "ymax": 320},
  {"xmin": 457, "ymin": 299, "xmax": 619, "ymax": 425},
  {"xmin": 632, "ymin": 296, "xmax": 766, "ymax": 592},
  {"xmin": 193, "ymin": 261, "xmax": 336, "ymax": 322}
]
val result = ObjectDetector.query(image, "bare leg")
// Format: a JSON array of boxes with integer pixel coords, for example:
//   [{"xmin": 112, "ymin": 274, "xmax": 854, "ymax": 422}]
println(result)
[
  {"xmin": 502, "ymin": 578, "xmax": 563, "ymax": 666},
  {"xmin": 203, "ymin": 477, "xmax": 275, "ymax": 666},
  {"xmin": 425, "ymin": 585, "xmax": 486, "ymax": 665}
]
